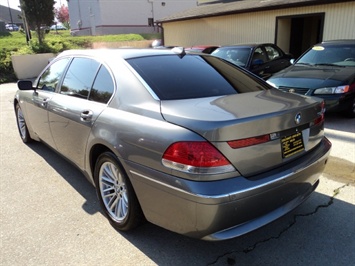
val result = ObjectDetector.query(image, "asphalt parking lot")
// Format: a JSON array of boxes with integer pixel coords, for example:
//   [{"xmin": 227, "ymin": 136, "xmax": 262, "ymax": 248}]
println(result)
[{"xmin": 1, "ymin": 82, "xmax": 354, "ymax": 266}]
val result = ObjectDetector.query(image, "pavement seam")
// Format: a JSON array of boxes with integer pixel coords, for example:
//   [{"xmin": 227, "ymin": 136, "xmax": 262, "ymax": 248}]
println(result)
[{"xmin": 207, "ymin": 183, "xmax": 351, "ymax": 265}]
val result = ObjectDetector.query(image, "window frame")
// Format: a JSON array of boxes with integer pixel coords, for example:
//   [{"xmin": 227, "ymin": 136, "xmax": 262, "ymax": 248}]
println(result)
[{"xmin": 47, "ymin": 55, "xmax": 116, "ymax": 105}]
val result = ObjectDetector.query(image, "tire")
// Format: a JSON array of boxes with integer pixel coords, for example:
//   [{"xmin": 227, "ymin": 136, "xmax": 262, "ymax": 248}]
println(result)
[
  {"xmin": 94, "ymin": 152, "xmax": 144, "ymax": 231},
  {"xmin": 15, "ymin": 103, "xmax": 33, "ymax": 143},
  {"xmin": 348, "ymin": 98, "xmax": 355, "ymax": 118},
  {"xmin": 342, "ymin": 98, "xmax": 355, "ymax": 118}
]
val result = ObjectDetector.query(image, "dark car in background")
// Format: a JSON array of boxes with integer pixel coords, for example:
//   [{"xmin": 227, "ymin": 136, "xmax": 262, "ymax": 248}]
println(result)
[
  {"xmin": 268, "ymin": 40, "xmax": 355, "ymax": 117},
  {"xmin": 14, "ymin": 48, "xmax": 330, "ymax": 241},
  {"xmin": 211, "ymin": 43, "xmax": 293, "ymax": 79}
]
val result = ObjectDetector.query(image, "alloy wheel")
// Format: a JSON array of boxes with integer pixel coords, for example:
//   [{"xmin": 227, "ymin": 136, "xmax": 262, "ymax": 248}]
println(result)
[
  {"xmin": 99, "ymin": 161, "xmax": 129, "ymax": 222},
  {"xmin": 17, "ymin": 106, "xmax": 27, "ymax": 139}
]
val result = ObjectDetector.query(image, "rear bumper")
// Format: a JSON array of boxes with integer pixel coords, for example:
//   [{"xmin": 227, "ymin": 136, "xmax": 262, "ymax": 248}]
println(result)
[{"xmin": 126, "ymin": 137, "xmax": 331, "ymax": 240}]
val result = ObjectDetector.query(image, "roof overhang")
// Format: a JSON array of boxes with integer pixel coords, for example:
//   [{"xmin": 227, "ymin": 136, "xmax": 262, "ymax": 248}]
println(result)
[{"xmin": 158, "ymin": 0, "xmax": 354, "ymax": 23}]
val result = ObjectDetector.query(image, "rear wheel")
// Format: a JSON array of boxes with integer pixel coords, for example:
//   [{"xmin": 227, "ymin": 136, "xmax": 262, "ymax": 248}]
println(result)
[
  {"xmin": 94, "ymin": 152, "xmax": 144, "ymax": 231},
  {"xmin": 15, "ymin": 103, "xmax": 32, "ymax": 143}
]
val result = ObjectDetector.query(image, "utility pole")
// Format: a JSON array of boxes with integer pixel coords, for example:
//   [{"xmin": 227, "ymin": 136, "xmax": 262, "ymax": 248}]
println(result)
[
  {"xmin": 7, "ymin": 0, "xmax": 14, "ymax": 26},
  {"xmin": 19, "ymin": 0, "xmax": 32, "ymax": 44}
]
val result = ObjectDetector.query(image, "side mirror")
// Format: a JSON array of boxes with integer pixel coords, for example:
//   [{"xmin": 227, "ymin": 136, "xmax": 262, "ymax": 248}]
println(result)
[
  {"xmin": 17, "ymin": 80, "xmax": 34, "ymax": 90},
  {"xmin": 290, "ymin": 59, "xmax": 295, "ymax": 64}
]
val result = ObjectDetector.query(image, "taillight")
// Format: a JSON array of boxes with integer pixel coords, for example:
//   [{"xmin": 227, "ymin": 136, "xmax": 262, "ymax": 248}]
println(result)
[
  {"xmin": 162, "ymin": 141, "xmax": 235, "ymax": 174},
  {"xmin": 227, "ymin": 134, "xmax": 271, "ymax": 149}
]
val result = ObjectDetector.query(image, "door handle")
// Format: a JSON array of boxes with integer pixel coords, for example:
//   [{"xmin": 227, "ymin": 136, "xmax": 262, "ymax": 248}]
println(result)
[
  {"xmin": 80, "ymin": 110, "xmax": 93, "ymax": 121},
  {"xmin": 41, "ymin": 98, "xmax": 50, "ymax": 107}
]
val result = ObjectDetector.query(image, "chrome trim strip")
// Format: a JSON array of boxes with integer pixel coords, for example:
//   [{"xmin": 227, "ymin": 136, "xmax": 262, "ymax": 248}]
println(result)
[{"xmin": 130, "ymin": 170, "xmax": 226, "ymax": 199}]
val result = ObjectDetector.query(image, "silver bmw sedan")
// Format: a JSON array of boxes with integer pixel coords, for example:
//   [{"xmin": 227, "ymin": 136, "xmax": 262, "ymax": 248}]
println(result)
[{"xmin": 14, "ymin": 48, "xmax": 331, "ymax": 241}]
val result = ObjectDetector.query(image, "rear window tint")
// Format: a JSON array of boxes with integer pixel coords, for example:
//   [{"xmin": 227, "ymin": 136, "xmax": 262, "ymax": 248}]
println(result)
[{"xmin": 127, "ymin": 54, "xmax": 265, "ymax": 100}]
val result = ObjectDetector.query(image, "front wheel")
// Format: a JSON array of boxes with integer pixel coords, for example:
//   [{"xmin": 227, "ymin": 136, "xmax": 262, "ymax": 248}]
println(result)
[
  {"xmin": 94, "ymin": 152, "xmax": 144, "ymax": 231},
  {"xmin": 15, "ymin": 103, "xmax": 32, "ymax": 143}
]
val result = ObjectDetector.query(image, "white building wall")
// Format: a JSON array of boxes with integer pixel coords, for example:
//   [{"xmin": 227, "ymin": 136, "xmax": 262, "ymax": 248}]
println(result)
[
  {"xmin": 322, "ymin": 2, "xmax": 355, "ymax": 40},
  {"xmin": 152, "ymin": 1, "xmax": 196, "ymax": 20},
  {"xmin": 162, "ymin": 2, "xmax": 355, "ymax": 46},
  {"xmin": 68, "ymin": 0, "xmax": 197, "ymax": 35},
  {"xmin": 99, "ymin": 2, "xmax": 151, "ymax": 25}
]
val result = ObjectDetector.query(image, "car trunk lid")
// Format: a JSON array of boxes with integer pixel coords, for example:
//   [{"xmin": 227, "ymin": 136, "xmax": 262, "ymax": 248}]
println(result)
[{"xmin": 161, "ymin": 89, "xmax": 324, "ymax": 176}]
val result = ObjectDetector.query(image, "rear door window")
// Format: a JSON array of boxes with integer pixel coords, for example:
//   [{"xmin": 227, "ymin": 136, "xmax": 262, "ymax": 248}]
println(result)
[{"xmin": 89, "ymin": 65, "xmax": 114, "ymax": 104}]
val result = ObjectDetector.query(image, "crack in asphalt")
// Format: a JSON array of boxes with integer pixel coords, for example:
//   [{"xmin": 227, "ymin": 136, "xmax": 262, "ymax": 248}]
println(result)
[{"xmin": 208, "ymin": 183, "xmax": 351, "ymax": 265}]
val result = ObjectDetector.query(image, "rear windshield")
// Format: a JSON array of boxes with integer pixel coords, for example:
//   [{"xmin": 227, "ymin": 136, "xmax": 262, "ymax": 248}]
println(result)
[{"xmin": 127, "ymin": 54, "xmax": 266, "ymax": 100}]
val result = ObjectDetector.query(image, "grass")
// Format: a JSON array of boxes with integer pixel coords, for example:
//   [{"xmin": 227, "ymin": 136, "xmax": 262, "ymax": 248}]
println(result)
[{"xmin": 0, "ymin": 30, "xmax": 161, "ymax": 83}]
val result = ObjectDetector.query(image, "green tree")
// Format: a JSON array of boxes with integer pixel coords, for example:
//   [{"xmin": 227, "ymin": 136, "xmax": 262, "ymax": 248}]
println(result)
[{"xmin": 20, "ymin": 0, "xmax": 56, "ymax": 45}]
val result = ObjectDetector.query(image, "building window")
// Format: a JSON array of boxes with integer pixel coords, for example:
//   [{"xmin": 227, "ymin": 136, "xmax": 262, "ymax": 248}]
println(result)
[{"xmin": 148, "ymin": 18, "xmax": 154, "ymax": 26}]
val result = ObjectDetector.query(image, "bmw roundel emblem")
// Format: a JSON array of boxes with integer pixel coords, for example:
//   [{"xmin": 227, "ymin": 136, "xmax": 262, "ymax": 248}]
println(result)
[{"xmin": 295, "ymin": 113, "xmax": 301, "ymax": 124}]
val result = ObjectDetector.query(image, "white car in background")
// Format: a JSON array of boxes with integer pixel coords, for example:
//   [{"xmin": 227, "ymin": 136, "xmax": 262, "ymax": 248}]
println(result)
[
  {"xmin": 50, "ymin": 24, "xmax": 67, "ymax": 30},
  {"xmin": 6, "ymin": 23, "xmax": 19, "ymax": 31}
]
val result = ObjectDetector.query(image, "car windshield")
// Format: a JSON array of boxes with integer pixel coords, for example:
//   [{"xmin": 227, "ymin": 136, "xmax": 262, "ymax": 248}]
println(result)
[
  {"xmin": 127, "ymin": 54, "xmax": 266, "ymax": 100},
  {"xmin": 297, "ymin": 44, "xmax": 355, "ymax": 67},
  {"xmin": 211, "ymin": 48, "xmax": 252, "ymax": 67}
]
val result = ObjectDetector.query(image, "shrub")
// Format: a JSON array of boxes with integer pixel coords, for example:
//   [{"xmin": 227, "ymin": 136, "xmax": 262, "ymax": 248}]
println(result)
[
  {"xmin": 0, "ymin": 31, "xmax": 161, "ymax": 84},
  {"xmin": 0, "ymin": 49, "xmax": 17, "ymax": 83}
]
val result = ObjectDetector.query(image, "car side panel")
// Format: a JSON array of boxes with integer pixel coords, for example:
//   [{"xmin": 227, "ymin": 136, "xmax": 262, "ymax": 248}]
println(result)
[
  {"xmin": 48, "ymin": 94, "xmax": 105, "ymax": 169},
  {"xmin": 23, "ymin": 90, "xmax": 57, "ymax": 148}
]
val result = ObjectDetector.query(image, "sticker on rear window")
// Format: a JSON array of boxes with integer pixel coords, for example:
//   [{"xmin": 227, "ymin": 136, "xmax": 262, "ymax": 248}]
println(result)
[{"xmin": 312, "ymin": 46, "xmax": 325, "ymax": 51}]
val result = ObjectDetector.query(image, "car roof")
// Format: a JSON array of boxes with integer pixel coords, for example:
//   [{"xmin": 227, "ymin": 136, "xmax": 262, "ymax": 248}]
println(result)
[
  {"xmin": 216, "ymin": 43, "xmax": 274, "ymax": 49},
  {"xmin": 57, "ymin": 48, "xmax": 186, "ymax": 60},
  {"xmin": 186, "ymin": 45, "xmax": 218, "ymax": 49},
  {"xmin": 319, "ymin": 39, "xmax": 355, "ymax": 46}
]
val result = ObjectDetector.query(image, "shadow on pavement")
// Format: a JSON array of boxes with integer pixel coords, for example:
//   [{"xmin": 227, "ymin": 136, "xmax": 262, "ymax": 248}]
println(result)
[
  {"xmin": 324, "ymin": 112, "xmax": 355, "ymax": 134},
  {"xmin": 27, "ymin": 141, "xmax": 100, "ymax": 216}
]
